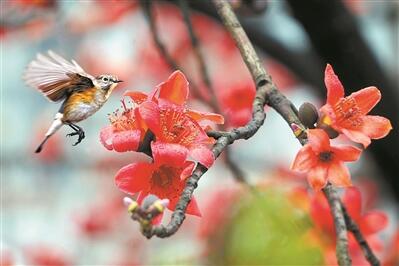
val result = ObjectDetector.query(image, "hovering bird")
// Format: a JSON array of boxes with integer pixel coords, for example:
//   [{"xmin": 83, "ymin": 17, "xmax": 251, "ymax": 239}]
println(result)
[{"xmin": 24, "ymin": 51, "xmax": 122, "ymax": 153}]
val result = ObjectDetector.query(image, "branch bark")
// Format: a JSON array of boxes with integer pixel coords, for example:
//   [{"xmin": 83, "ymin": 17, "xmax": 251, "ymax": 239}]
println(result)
[
  {"xmin": 136, "ymin": 3, "xmax": 381, "ymax": 266},
  {"xmin": 323, "ymin": 184, "xmax": 351, "ymax": 266},
  {"xmin": 341, "ymin": 201, "xmax": 381, "ymax": 266}
]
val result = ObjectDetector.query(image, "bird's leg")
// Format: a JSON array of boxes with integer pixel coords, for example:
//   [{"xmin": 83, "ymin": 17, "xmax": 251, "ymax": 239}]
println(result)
[{"xmin": 66, "ymin": 123, "xmax": 85, "ymax": 146}]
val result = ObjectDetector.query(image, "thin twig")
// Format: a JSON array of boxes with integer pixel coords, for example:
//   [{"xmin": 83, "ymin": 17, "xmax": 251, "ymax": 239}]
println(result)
[
  {"xmin": 140, "ymin": 0, "xmax": 202, "ymax": 99},
  {"xmin": 341, "ymin": 202, "xmax": 380, "ymax": 266},
  {"xmin": 322, "ymin": 184, "xmax": 351, "ymax": 266},
  {"xmin": 178, "ymin": 0, "xmax": 220, "ymax": 113},
  {"xmin": 141, "ymin": 0, "xmax": 179, "ymax": 70},
  {"xmin": 178, "ymin": 0, "xmax": 248, "ymax": 184}
]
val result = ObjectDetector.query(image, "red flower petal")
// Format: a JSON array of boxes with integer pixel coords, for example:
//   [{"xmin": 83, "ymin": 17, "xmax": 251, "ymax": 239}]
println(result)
[
  {"xmin": 186, "ymin": 110, "xmax": 224, "ymax": 124},
  {"xmin": 189, "ymin": 145, "xmax": 214, "ymax": 168},
  {"xmin": 115, "ymin": 163, "xmax": 153, "ymax": 194},
  {"xmin": 327, "ymin": 162, "xmax": 352, "ymax": 187},
  {"xmin": 151, "ymin": 142, "xmax": 189, "ymax": 168},
  {"xmin": 310, "ymin": 193, "xmax": 335, "ymax": 234},
  {"xmin": 361, "ymin": 115, "xmax": 392, "ymax": 140},
  {"xmin": 361, "ymin": 211, "xmax": 388, "ymax": 235},
  {"xmin": 308, "ymin": 129, "xmax": 331, "ymax": 152},
  {"xmin": 158, "ymin": 70, "xmax": 189, "ymax": 105},
  {"xmin": 342, "ymin": 128, "xmax": 371, "ymax": 148},
  {"xmin": 291, "ymin": 145, "xmax": 317, "ymax": 172},
  {"xmin": 123, "ymin": 91, "xmax": 148, "ymax": 104},
  {"xmin": 342, "ymin": 187, "xmax": 362, "ymax": 221},
  {"xmin": 324, "ymin": 64, "xmax": 344, "ymax": 105},
  {"xmin": 99, "ymin": 125, "xmax": 114, "ymax": 150},
  {"xmin": 180, "ymin": 161, "xmax": 195, "ymax": 180},
  {"xmin": 112, "ymin": 130, "xmax": 141, "ymax": 152},
  {"xmin": 186, "ymin": 196, "xmax": 201, "ymax": 217},
  {"xmin": 351, "ymin": 86, "xmax": 381, "ymax": 115},
  {"xmin": 331, "ymin": 145, "xmax": 362, "ymax": 162},
  {"xmin": 139, "ymin": 101, "xmax": 161, "ymax": 135},
  {"xmin": 307, "ymin": 164, "xmax": 328, "ymax": 191}
]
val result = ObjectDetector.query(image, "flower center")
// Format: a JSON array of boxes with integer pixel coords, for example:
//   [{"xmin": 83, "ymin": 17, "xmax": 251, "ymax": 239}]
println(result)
[
  {"xmin": 319, "ymin": 151, "xmax": 333, "ymax": 162},
  {"xmin": 151, "ymin": 165, "xmax": 176, "ymax": 187},
  {"xmin": 160, "ymin": 107, "xmax": 199, "ymax": 146},
  {"xmin": 108, "ymin": 100, "xmax": 138, "ymax": 131},
  {"xmin": 333, "ymin": 97, "xmax": 362, "ymax": 128}
]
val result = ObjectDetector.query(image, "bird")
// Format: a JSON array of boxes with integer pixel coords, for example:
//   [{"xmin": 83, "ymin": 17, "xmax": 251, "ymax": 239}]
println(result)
[{"xmin": 24, "ymin": 50, "xmax": 123, "ymax": 153}]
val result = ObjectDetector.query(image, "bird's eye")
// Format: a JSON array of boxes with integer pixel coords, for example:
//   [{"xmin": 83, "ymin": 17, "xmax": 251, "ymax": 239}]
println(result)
[{"xmin": 102, "ymin": 77, "xmax": 109, "ymax": 82}]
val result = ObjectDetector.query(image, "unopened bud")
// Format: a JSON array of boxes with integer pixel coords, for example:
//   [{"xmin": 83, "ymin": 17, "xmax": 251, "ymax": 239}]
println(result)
[
  {"xmin": 152, "ymin": 199, "xmax": 170, "ymax": 213},
  {"xmin": 123, "ymin": 197, "xmax": 134, "ymax": 206},
  {"xmin": 298, "ymin": 102, "xmax": 319, "ymax": 128},
  {"xmin": 123, "ymin": 197, "xmax": 138, "ymax": 214},
  {"xmin": 141, "ymin": 194, "xmax": 160, "ymax": 210}
]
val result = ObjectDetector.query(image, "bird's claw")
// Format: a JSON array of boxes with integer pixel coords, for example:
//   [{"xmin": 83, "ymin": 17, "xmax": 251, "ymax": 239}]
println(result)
[
  {"xmin": 67, "ymin": 130, "xmax": 85, "ymax": 146},
  {"xmin": 66, "ymin": 132, "xmax": 78, "ymax": 137}
]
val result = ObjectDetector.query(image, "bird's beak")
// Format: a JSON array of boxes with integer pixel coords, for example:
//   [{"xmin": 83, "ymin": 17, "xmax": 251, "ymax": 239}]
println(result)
[{"xmin": 115, "ymin": 80, "xmax": 123, "ymax": 83}]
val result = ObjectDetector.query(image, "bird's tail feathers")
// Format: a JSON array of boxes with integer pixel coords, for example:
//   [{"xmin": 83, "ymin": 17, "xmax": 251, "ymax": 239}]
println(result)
[{"xmin": 35, "ymin": 113, "xmax": 63, "ymax": 153}]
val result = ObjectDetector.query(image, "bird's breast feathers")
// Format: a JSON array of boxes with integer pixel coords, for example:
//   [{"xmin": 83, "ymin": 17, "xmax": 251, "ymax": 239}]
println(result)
[{"xmin": 62, "ymin": 87, "xmax": 107, "ymax": 122}]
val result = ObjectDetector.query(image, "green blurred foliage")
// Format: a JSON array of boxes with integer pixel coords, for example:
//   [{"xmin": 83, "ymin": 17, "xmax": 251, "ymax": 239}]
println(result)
[{"xmin": 208, "ymin": 189, "xmax": 323, "ymax": 265}]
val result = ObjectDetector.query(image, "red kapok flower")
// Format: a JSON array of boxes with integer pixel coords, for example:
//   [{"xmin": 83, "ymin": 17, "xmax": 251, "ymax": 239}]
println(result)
[
  {"xmin": 115, "ymin": 141, "xmax": 200, "ymax": 216},
  {"xmin": 319, "ymin": 64, "xmax": 392, "ymax": 147},
  {"xmin": 138, "ymin": 71, "xmax": 223, "ymax": 168},
  {"xmin": 291, "ymin": 129, "xmax": 361, "ymax": 190},
  {"xmin": 100, "ymin": 100, "xmax": 145, "ymax": 152}
]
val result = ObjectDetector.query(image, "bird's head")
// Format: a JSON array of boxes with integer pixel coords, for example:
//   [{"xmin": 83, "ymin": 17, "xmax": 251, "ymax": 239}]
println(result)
[{"xmin": 95, "ymin": 74, "xmax": 123, "ymax": 98}]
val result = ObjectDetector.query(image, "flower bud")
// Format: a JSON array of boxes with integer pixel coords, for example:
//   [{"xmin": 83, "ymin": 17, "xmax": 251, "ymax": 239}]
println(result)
[
  {"xmin": 298, "ymin": 102, "xmax": 319, "ymax": 128},
  {"xmin": 141, "ymin": 194, "xmax": 160, "ymax": 210}
]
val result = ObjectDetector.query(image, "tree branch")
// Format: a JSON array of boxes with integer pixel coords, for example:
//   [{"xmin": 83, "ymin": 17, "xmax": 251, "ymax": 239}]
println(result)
[
  {"xmin": 341, "ymin": 202, "xmax": 380, "ymax": 266},
  {"xmin": 178, "ymin": 0, "xmax": 248, "ymax": 184},
  {"xmin": 140, "ymin": 0, "xmax": 203, "ymax": 100},
  {"xmin": 322, "ymin": 184, "xmax": 351, "ymax": 266},
  {"xmin": 141, "ymin": 0, "xmax": 179, "ymax": 70},
  {"xmin": 136, "ymin": 6, "xmax": 380, "ymax": 266},
  {"xmin": 140, "ymin": 0, "xmax": 304, "ymax": 239}
]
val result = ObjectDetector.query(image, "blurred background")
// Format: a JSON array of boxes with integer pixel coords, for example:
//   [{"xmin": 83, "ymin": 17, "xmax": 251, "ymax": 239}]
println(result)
[{"xmin": 1, "ymin": 0, "xmax": 398, "ymax": 265}]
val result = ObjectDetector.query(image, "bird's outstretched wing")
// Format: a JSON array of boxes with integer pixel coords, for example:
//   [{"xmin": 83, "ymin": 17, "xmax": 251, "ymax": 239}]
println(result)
[{"xmin": 24, "ymin": 50, "xmax": 95, "ymax": 102}]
